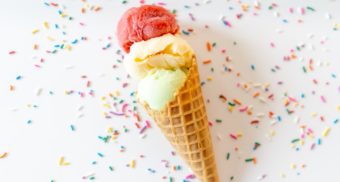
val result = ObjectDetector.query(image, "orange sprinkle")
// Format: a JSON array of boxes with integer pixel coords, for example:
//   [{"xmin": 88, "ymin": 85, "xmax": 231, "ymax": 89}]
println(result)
[
  {"xmin": 253, "ymin": 157, "xmax": 257, "ymax": 164},
  {"xmin": 9, "ymin": 85, "xmax": 15, "ymax": 91},
  {"xmin": 203, "ymin": 59, "xmax": 212, "ymax": 64},
  {"xmin": 253, "ymin": 92, "xmax": 260, "ymax": 98},
  {"xmin": 233, "ymin": 99, "xmax": 242, "ymax": 105},
  {"xmin": 94, "ymin": 6, "xmax": 102, "ymax": 12},
  {"xmin": 206, "ymin": 42, "xmax": 212, "ymax": 52},
  {"xmin": 236, "ymin": 72, "xmax": 241, "ymax": 77},
  {"xmin": 33, "ymin": 44, "xmax": 39, "ymax": 50},
  {"xmin": 81, "ymin": 8, "xmax": 86, "ymax": 14}
]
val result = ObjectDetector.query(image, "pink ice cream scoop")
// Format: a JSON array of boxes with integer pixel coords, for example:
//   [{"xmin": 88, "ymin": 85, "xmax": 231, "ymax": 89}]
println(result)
[{"xmin": 117, "ymin": 5, "xmax": 179, "ymax": 53}]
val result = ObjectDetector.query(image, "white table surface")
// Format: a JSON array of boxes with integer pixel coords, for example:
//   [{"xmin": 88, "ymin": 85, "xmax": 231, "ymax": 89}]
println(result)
[{"xmin": 0, "ymin": 0, "xmax": 339, "ymax": 182}]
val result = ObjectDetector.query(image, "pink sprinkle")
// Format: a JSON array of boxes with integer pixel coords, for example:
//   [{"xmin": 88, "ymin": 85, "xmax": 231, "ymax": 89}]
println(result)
[
  {"xmin": 289, "ymin": 7, "xmax": 294, "ymax": 13},
  {"xmin": 157, "ymin": 2, "xmax": 166, "ymax": 6},
  {"xmin": 310, "ymin": 143, "xmax": 315, "ymax": 150},
  {"xmin": 239, "ymin": 106, "xmax": 248, "ymax": 112},
  {"xmin": 320, "ymin": 96, "xmax": 326, "ymax": 103},
  {"xmin": 145, "ymin": 120, "xmax": 151, "ymax": 128},
  {"xmin": 299, "ymin": 7, "xmax": 305, "ymax": 15},
  {"xmin": 122, "ymin": 103, "xmax": 129, "ymax": 114},
  {"xmin": 9, "ymin": 51, "xmax": 16, "ymax": 55},
  {"xmin": 270, "ymin": 42, "xmax": 275, "ymax": 48},
  {"xmin": 185, "ymin": 174, "xmax": 196, "ymax": 179},
  {"xmin": 288, "ymin": 96, "xmax": 298, "ymax": 102},
  {"xmin": 230, "ymin": 134, "xmax": 237, "ymax": 140},
  {"xmin": 222, "ymin": 18, "xmax": 232, "ymax": 27}
]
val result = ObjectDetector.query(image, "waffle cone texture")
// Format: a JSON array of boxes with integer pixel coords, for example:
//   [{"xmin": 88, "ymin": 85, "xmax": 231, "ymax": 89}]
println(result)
[{"xmin": 139, "ymin": 60, "xmax": 219, "ymax": 182}]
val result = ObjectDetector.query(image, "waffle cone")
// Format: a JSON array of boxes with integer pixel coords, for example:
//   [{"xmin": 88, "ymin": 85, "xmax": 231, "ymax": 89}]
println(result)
[{"xmin": 139, "ymin": 60, "xmax": 219, "ymax": 182}]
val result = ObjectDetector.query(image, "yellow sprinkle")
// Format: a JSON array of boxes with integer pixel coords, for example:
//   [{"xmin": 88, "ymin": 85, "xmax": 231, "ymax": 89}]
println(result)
[
  {"xmin": 207, "ymin": 76, "xmax": 213, "ymax": 81},
  {"xmin": 311, "ymin": 112, "xmax": 317, "ymax": 117},
  {"xmin": 269, "ymin": 130, "xmax": 276, "ymax": 137},
  {"xmin": 32, "ymin": 29, "xmax": 39, "ymax": 35},
  {"xmin": 291, "ymin": 163, "xmax": 296, "ymax": 169},
  {"xmin": 113, "ymin": 91, "xmax": 120, "ymax": 97},
  {"xmin": 131, "ymin": 160, "xmax": 135, "ymax": 168},
  {"xmin": 59, "ymin": 157, "xmax": 70, "ymax": 166},
  {"xmin": 299, "ymin": 139, "xmax": 305, "ymax": 146},
  {"xmin": 228, "ymin": 105, "xmax": 234, "ymax": 112},
  {"xmin": 103, "ymin": 103, "xmax": 111, "ymax": 109},
  {"xmin": 47, "ymin": 36, "xmax": 55, "ymax": 41},
  {"xmin": 337, "ymin": 106, "xmax": 340, "ymax": 111},
  {"xmin": 107, "ymin": 127, "xmax": 113, "ymax": 133},
  {"xmin": 43, "ymin": 21, "xmax": 49, "ymax": 29},
  {"xmin": 322, "ymin": 127, "xmax": 330, "ymax": 137},
  {"xmin": 101, "ymin": 96, "xmax": 106, "ymax": 100}
]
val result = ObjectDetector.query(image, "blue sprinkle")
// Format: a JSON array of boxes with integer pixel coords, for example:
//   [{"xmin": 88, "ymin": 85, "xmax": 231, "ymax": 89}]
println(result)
[
  {"xmin": 334, "ymin": 119, "xmax": 339, "ymax": 124},
  {"xmin": 27, "ymin": 120, "xmax": 32, "ymax": 124},
  {"xmin": 317, "ymin": 138, "xmax": 322, "ymax": 145},
  {"xmin": 16, "ymin": 75, "xmax": 22, "ymax": 80},
  {"xmin": 97, "ymin": 152, "xmax": 104, "ymax": 158},
  {"xmin": 70, "ymin": 125, "xmax": 75, "ymax": 131},
  {"xmin": 251, "ymin": 64, "xmax": 255, "ymax": 70},
  {"xmin": 71, "ymin": 39, "xmax": 78, "ymax": 44}
]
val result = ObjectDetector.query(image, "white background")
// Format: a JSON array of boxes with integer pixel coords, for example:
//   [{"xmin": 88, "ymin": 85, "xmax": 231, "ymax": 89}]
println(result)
[{"xmin": 0, "ymin": 0, "xmax": 339, "ymax": 182}]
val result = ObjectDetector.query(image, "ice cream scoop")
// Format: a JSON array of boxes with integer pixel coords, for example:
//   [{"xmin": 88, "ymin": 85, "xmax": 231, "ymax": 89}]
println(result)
[
  {"xmin": 124, "ymin": 33, "xmax": 194, "ymax": 80},
  {"xmin": 138, "ymin": 68, "xmax": 187, "ymax": 110},
  {"xmin": 117, "ymin": 5, "xmax": 179, "ymax": 53}
]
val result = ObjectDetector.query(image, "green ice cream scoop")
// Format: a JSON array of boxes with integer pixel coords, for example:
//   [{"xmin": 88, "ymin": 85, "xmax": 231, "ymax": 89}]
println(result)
[{"xmin": 138, "ymin": 68, "xmax": 187, "ymax": 110}]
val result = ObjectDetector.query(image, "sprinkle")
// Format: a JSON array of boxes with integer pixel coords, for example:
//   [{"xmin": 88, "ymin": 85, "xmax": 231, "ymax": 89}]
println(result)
[
  {"xmin": 185, "ymin": 174, "xmax": 196, "ymax": 179},
  {"xmin": 229, "ymin": 134, "xmax": 238, "ymax": 140},
  {"xmin": 251, "ymin": 64, "xmax": 256, "ymax": 70},
  {"xmin": 131, "ymin": 160, "xmax": 135, "ymax": 168},
  {"xmin": 32, "ymin": 29, "xmax": 39, "ymax": 34},
  {"xmin": 320, "ymin": 96, "xmax": 326, "ymax": 103},
  {"xmin": 245, "ymin": 157, "xmax": 256, "ymax": 164},
  {"xmin": 322, "ymin": 127, "xmax": 330, "ymax": 137},
  {"xmin": 226, "ymin": 152, "xmax": 230, "ymax": 160},
  {"xmin": 206, "ymin": 42, "xmax": 212, "ymax": 52},
  {"xmin": 59, "ymin": 156, "xmax": 70, "ymax": 166},
  {"xmin": 215, "ymin": 119, "xmax": 222, "ymax": 123},
  {"xmin": 253, "ymin": 142, "xmax": 261, "ymax": 150},
  {"xmin": 291, "ymin": 138, "xmax": 300, "ymax": 143},
  {"xmin": 0, "ymin": 152, "xmax": 8, "ymax": 159},
  {"xmin": 9, "ymin": 51, "xmax": 16, "ymax": 55},
  {"xmin": 203, "ymin": 59, "xmax": 212, "ymax": 64},
  {"xmin": 43, "ymin": 21, "xmax": 49, "ymax": 29},
  {"xmin": 109, "ymin": 166, "xmax": 114, "ymax": 171},
  {"xmin": 70, "ymin": 125, "xmax": 75, "ymax": 131},
  {"xmin": 97, "ymin": 152, "xmax": 104, "ymax": 158}
]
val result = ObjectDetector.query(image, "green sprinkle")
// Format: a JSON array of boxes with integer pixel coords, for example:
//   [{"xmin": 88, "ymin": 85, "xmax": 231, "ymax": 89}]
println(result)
[
  {"xmin": 245, "ymin": 158, "xmax": 253, "ymax": 162},
  {"xmin": 291, "ymin": 138, "xmax": 300, "ymax": 143},
  {"xmin": 226, "ymin": 152, "xmax": 230, "ymax": 160},
  {"xmin": 228, "ymin": 102, "xmax": 235, "ymax": 106},
  {"xmin": 215, "ymin": 119, "xmax": 222, "ymax": 123},
  {"xmin": 109, "ymin": 166, "xmax": 114, "ymax": 171},
  {"xmin": 306, "ymin": 6, "xmax": 315, "ymax": 11},
  {"xmin": 89, "ymin": 176, "xmax": 95, "ymax": 180},
  {"xmin": 169, "ymin": 177, "xmax": 173, "ymax": 182},
  {"xmin": 302, "ymin": 66, "xmax": 307, "ymax": 73}
]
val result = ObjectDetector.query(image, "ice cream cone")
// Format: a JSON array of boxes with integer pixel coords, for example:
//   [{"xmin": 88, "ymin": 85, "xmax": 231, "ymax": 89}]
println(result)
[{"xmin": 139, "ymin": 59, "xmax": 219, "ymax": 182}]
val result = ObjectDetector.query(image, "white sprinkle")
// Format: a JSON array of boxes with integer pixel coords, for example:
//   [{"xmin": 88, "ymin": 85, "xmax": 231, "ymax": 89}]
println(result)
[
  {"xmin": 35, "ymin": 88, "xmax": 43, "ymax": 96},
  {"xmin": 324, "ymin": 13, "xmax": 331, "ymax": 20}
]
